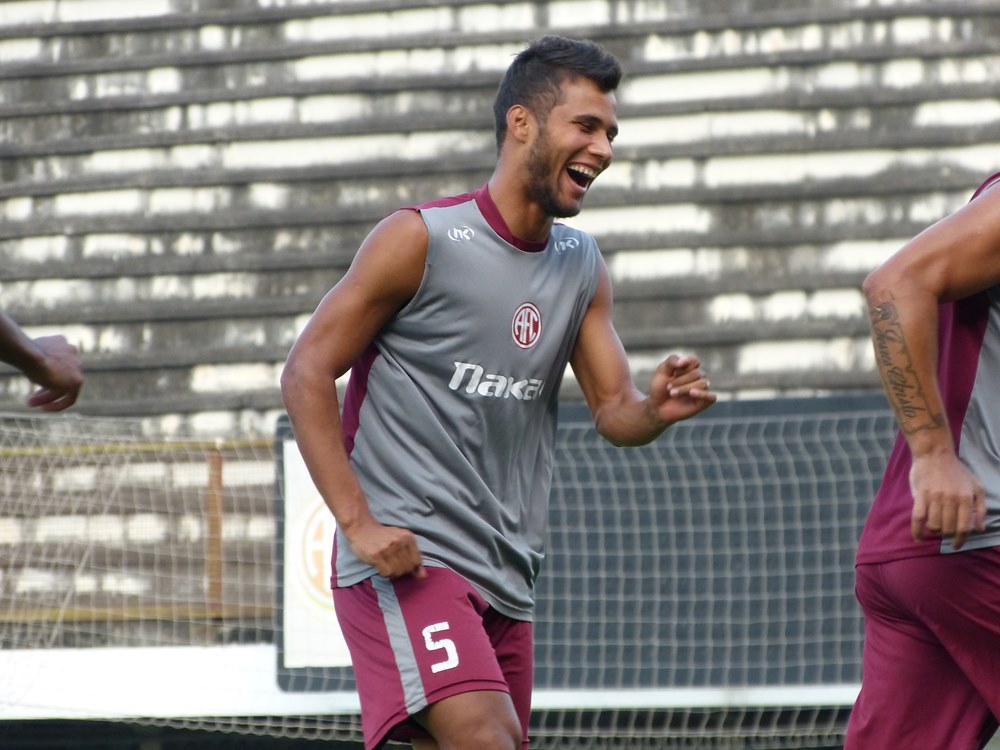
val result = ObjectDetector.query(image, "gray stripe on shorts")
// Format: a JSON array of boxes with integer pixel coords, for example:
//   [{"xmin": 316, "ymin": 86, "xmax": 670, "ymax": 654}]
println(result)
[{"xmin": 372, "ymin": 575, "xmax": 427, "ymax": 713}]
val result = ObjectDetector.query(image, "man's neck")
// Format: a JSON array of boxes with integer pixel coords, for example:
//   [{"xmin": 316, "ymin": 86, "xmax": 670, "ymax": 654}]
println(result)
[{"xmin": 486, "ymin": 173, "xmax": 554, "ymax": 244}]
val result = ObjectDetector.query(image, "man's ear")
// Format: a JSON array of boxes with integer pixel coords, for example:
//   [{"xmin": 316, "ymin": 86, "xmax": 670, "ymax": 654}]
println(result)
[{"xmin": 506, "ymin": 104, "xmax": 533, "ymax": 144}]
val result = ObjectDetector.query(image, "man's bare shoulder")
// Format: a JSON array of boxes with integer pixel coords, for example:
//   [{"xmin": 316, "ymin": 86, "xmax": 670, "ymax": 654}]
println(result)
[{"xmin": 344, "ymin": 209, "xmax": 429, "ymax": 307}]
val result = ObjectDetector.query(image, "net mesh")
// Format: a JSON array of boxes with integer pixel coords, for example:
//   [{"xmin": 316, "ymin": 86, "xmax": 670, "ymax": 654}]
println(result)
[
  {"xmin": 0, "ymin": 415, "xmax": 274, "ymax": 651},
  {"xmin": 0, "ymin": 396, "xmax": 894, "ymax": 747},
  {"xmin": 530, "ymin": 398, "xmax": 892, "ymax": 748},
  {"xmin": 0, "ymin": 413, "xmax": 342, "ymax": 736}
]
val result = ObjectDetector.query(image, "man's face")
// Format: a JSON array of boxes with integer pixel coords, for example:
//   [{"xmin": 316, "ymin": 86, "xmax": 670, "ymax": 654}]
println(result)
[{"xmin": 523, "ymin": 76, "xmax": 618, "ymax": 218}]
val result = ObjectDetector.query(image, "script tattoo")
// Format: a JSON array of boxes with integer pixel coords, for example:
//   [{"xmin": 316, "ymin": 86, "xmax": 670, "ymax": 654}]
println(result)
[{"xmin": 869, "ymin": 301, "xmax": 945, "ymax": 435}]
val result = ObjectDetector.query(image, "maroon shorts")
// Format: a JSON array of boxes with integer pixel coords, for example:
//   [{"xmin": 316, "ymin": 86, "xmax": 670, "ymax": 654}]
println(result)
[
  {"xmin": 845, "ymin": 547, "xmax": 1000, "ymax": 750},
  {"xmin": 332, "ymin": 566, "xmax": 533, "ymax": 750}
]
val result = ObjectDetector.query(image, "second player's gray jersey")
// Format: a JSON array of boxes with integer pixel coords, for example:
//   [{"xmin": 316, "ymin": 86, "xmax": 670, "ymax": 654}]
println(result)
[{"xmin": 336, "ymin": 185, "xmax": 601, "ymax": 619}]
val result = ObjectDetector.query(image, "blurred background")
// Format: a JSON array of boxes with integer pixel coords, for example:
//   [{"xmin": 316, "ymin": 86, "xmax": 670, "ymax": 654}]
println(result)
[{"xmin": 2, "ymin": 0, "xmax": 1000, "ymax": 747}]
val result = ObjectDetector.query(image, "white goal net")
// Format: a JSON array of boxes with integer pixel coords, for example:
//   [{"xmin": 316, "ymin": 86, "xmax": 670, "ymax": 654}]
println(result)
[{"xmin": 0, "ymin": 395, "xmax": 895, "ymax": 747}]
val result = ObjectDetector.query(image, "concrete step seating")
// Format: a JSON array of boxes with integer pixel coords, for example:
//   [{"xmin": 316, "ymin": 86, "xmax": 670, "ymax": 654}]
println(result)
[{"xmin": 2, "ymin": 0, "xmax": 998, "ymax": 429}]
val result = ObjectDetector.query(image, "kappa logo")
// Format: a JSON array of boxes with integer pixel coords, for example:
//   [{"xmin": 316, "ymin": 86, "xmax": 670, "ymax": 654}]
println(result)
[
  {"xmin": 449, "ymin": 362, "xmax": 544, "ymax": 401},
  {"xmin": 512, "ymin": 302, "xmax": 541, "ymax": 349},
  {"xmin": 448, "ymin": 225, "xmax": 475, "ymax": 241},
  {"xmin": 555, "ymin": 236, "xmax": 579, "ymax": 254}
]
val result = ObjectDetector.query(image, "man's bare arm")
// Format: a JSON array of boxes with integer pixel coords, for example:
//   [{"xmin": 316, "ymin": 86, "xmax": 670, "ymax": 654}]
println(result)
[
  {"xmin": 570, "ymin": 258, "xmax": 715, "ymax": 447},
  {"xmin": 280, "ymin": 210, "xmax": 429, "ymax": 578},
  {"xmin": 0, "ymin": 312, "xmax": 84, "ymax": 411}
]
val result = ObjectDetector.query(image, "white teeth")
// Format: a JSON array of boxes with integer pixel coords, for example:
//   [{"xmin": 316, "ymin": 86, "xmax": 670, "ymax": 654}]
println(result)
[{"xmin": 568, "ymin": 165, "xmax": 597, "ymax": 178}]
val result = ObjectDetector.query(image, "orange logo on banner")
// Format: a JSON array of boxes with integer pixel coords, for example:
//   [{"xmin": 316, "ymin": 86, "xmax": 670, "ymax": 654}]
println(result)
[{"xmin": 297, "ymin": 500, "xmax": 335, "ymax": 612}]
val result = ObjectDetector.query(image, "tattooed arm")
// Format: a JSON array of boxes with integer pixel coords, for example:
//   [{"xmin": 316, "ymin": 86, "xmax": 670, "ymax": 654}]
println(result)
[
  {"xmin": 867, "ymin": 298, "xmax": 945, "ymax": 437},
  {"xmin": 863, "ymin": 183, "xmax": 1000, "ymax": 548}
]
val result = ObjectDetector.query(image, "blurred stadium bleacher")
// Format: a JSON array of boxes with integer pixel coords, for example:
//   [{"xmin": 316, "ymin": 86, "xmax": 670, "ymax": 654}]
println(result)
[{"xmin": 3, "ymin": 0, "xmax": 1000, "ymax": 747}]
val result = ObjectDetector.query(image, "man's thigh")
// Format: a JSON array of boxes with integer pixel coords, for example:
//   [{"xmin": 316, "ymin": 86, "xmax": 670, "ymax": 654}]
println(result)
[{"xmin": 333, "ymin": 566, "xmax": 532, "ymax": 749}]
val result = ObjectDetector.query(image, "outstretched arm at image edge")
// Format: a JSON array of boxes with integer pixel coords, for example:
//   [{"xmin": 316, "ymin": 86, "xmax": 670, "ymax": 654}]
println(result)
[{"xmin": 0, "ymin": 312, "xmax": 84, "ymax": 411}]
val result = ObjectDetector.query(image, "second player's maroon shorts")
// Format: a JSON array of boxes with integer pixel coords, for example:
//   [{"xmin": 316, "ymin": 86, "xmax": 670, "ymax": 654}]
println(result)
[
  {"xmin": 332, "ymin": 565, "xmax": 533, "ymax": 750},
  {"xmin": 845, "ymin": 546, "xmax": 1000, "ymax": 750}
]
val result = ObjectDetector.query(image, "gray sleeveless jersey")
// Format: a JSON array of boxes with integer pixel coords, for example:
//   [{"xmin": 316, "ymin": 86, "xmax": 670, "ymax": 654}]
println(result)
[{"xmin": 336, "ymin": 185, "xmax": 601, "ymax": 619}]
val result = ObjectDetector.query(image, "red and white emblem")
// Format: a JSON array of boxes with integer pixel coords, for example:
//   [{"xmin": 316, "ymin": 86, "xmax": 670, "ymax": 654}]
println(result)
[{"xmin": 512, "ymin": 302, "xmax": 541, "ymax": 349}]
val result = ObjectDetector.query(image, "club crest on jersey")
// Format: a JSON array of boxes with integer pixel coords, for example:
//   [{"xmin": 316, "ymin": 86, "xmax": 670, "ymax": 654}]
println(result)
[{"xmin": 512, "ymin": 302, "xmax": 541, "ymax": 349}]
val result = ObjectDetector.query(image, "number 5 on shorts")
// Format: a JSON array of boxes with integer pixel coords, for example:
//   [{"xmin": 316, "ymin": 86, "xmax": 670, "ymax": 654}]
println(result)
[{"xmin": 422, "ymin": 621, "xmax": 459, "ymax": 673}]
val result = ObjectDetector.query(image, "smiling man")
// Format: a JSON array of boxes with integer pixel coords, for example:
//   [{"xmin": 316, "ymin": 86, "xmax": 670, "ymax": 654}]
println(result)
[{"xmin": 280, "ymin": 35, "xmax": 717, "ymax": 750}]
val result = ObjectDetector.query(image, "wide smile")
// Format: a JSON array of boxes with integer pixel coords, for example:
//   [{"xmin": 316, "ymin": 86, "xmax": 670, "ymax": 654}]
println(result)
[{"xmin": 565, "ymin": 164, "xmax": 598, "ymax": 195}]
